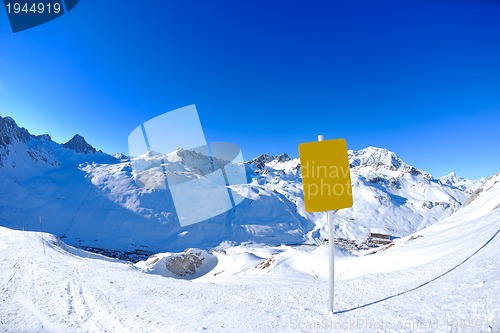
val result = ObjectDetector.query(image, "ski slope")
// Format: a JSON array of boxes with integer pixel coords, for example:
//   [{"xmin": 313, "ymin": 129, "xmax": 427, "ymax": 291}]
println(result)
[{"xmin": 1, "ymin": 174, "xmax": 498, "ymax": 333}]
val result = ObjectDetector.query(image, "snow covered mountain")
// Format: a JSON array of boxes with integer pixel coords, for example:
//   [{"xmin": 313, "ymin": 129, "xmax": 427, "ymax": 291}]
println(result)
[
  {"xmin": 62, "ymin": 134, "xmax": 98, "ymax": 154},
  {"xmin": 438, "ymin": 171, "xmax": 482, "ymax": 193},
  {"xmin": 0, "ymin": 115, "xmax": 485, "ymax": 253},
  {"xmin": 246, "ymin": 146, "xmax": 478, "ymax": 244},
  {"xmin": 0, "ymin": 169, "xmax": 498, "ymax": 332}
]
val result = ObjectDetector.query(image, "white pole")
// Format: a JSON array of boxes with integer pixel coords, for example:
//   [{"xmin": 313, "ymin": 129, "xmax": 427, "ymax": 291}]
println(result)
[
  {"xmin": 327, "ymin": 211, "xmax": 335, "ymax": 313},
  {"xmin": 318, "ymin": 134, "xmax": 335, "ymax": 313}
]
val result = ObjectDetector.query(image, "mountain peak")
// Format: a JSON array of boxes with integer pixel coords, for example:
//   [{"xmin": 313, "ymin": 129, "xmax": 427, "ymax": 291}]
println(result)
[
  {"xmin": 439, "ymin": 172, "xmax": 460, "ymax": 184},
  {"xmin": 349, "ymin": 146, "xmax": 403, "ymax": 171},
  {"xmin": 113, "ymin": 153, "xmax": 129, "ymax": 161},
  {"xmin": 274, "ymin": 153, "xmax": 291, "ymax": 163},
  {"xmin": 251, "ymin": 153, "xmax": 291, "ymax": 169},
  {"xmin": 63, "ymin": 134, "xmax": 96, "ymax": 154},
  {"xmin": 0, "ymin": 116, "xmax": 30, "ymax": 147},
  {"xmin": 439, "ymin": 172, "xmax": 481, "ymax": 193}
]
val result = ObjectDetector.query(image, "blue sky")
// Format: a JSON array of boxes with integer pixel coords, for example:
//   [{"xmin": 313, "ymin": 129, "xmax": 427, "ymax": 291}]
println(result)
[{"xmin": 0, "ymin": 0, "xmax": 499, "ymax": 179}]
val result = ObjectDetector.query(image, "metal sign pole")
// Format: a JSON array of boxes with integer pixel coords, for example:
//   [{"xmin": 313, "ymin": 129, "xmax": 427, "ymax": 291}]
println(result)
[
  {"xmin": 327, "ymin": 210, "xmax": 335, "ymax": 313},
  {"xmin": 318, "ymin": 134, "xmax": 335, "ymax": 313}
]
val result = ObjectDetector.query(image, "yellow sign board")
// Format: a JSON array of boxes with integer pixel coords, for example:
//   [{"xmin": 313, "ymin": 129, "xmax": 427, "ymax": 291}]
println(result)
[{"xmin": 298, "ymin": 138, "xmax": 353, "ymax": 212}]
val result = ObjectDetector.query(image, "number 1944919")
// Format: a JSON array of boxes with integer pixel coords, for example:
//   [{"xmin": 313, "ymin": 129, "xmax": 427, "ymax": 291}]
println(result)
[{"xmin": 5, "ymin": 2, "xmax": 62, "ymax": 14}]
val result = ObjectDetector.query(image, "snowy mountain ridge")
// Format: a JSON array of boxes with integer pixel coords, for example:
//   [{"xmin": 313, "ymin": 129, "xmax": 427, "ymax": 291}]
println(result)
[{"xmin": 0, "ymin": 115, "xmax": 485, "ymax": 253}]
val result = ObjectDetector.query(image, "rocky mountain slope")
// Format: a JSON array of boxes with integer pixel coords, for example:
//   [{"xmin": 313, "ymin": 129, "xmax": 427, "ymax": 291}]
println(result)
[{"xmin": 0, "ymin": 116, "xmax": 482, "ymax": 253}]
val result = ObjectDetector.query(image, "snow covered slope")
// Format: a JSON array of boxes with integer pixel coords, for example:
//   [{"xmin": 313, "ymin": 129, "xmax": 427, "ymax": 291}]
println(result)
[
  {"xmin": 0, "ymin": 116, "xmax": 483, "ymax": 253},
  {"xmin": 0, "ymin": 174, "xmax": 498, "ymax": 332}
]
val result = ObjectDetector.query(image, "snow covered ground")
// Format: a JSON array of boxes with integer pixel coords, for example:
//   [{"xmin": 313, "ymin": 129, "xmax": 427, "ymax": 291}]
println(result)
[{"xmin": 1, "ymin": 173, "xmax": 498, "ymax": 332}]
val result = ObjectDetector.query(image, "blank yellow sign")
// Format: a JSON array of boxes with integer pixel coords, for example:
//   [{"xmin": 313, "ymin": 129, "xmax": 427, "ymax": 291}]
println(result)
[{"xmin": 298, "ymin": 138, "xmax": 353, "ymax": 212}]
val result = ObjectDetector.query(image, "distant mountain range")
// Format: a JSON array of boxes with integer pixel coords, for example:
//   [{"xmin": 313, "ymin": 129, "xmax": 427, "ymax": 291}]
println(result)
[{"xmin": 0, "ymin": 115, "xmax": 484, "ymax": 253}]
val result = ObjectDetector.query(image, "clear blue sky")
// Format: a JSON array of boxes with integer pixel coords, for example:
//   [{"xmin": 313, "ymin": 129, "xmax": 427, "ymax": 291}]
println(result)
[{"xmin": 0, "ymin": 0, "xmax": 499, "ymax": 179}]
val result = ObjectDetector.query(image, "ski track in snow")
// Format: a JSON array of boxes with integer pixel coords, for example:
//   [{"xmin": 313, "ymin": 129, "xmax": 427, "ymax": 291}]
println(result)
[{"xmin": 1, "ymin": 179, "xmax": 499, "ymax": 332}]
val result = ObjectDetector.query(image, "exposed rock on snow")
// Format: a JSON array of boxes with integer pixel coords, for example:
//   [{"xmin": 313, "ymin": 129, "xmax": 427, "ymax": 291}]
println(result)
[
  {"xmin": 136, "ymin": 248, "xmax": 218, "ymax": 279},
  {"xmin": 255, "ymin": 255, "xmax": 275, "ymax": 269},
  {"xmin": 166, "ymin": 249, "xmax": 208, "ymax": 276},
  {"xmin": 251, "ymin": 153, "xmax": 291, "ymax": 169},
  {"xmin": 0, "ymin": 116, "xmax": 30, "ymax": 147}
]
